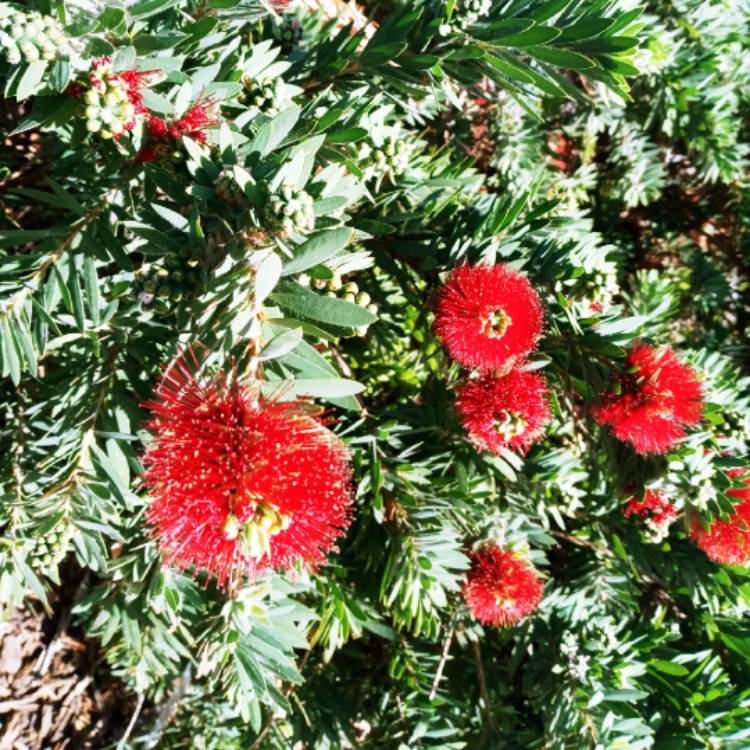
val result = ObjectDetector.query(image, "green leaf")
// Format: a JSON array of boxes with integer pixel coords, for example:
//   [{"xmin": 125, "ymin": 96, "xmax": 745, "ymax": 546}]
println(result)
[
  {"xmin": 492, "ymin": 26, "xmax": 562, "ymax": 47},
  {"xmin": 271, "ymin": 281, "xmax": 377, "ymax": 329},
  {"xmin": 1, "ymin": 319, "xmax": 21, "ymax": 385},
  {"xmin": 259, "ymin": 327, "xmax": 303, "ymax": 361},
  {"xmin": 67, "ymin": 255, "xmax": 85, "ymax": 332},
  {"xmin": 574, "ymin": 36, "xmax": 640, "ymax": 53},
  {"xmin": 557, "ymin": 18, "xmax": 615, "ymax": 42},
  {"xmin": 16, "ymin": 61, "xmax": 49, "ymax": 101},
  {"xmin": 112, "ymin": 45, "xmax": 136, "ymax": 72},
  {"xmin": 650, "ymin": 660, "xmax": 690, "ymax": 676},
  {"xmin": 281, "ymin": 229, "xmax": 353, "ymax": 277},
  {"xmin": 326, "ymin": 128, "xmax": 369, "ymax": 144},
  {"xmin": 49, "ymin": 60, "xmax": 71, "ymax": 93},
  {"xmin": 140, "ymin": 89, "xmax": 176, "ymax": 115},
  {"xmin": 263, "ymin": 378, "xmax": 365, "ymax": 399},
  {"xmin": 249, "ymin": 106, "xmax": 301, "ymax": 157},
  {"xmin": 83, "ymin": 255, "xmax": 100, "ymax": 326},
  {"xmin": 12, "ymin": 552, "xmax": 49, "ymax": 609},
  {"xmin": 131, "ymin": 0, "xmax": 181, "ymax": 18},
  {"xmin": 527, "ymin": 46, "xmax": 595, "ymax": 69},
  {"xmin": 255, "ymin": 253, "xmax": 282, "ymax": 304}
]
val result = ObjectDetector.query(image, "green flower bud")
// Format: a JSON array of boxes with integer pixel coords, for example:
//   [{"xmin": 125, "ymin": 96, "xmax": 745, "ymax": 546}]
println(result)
[
  {"xmin": 86, "ymin": 118, "xmax": 102, "ymax": 132},
  {"xmin": 21, "ymin": 42, "xmax": 39, "ymax": 62}
]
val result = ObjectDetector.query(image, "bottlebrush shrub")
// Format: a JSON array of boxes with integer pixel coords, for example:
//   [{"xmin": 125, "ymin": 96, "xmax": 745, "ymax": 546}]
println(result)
[{"xmin": 1, "ymin": 0, "xmax": 750, "ymax": 747}]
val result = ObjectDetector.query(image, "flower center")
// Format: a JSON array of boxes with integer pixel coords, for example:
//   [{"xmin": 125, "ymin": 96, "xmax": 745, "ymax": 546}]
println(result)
[
  {"xmin": 482, "ymin": 307, "xmax": 511, "ymax": 339},
  {"xmin": 494, "ymin": 411, "xmax": 527, "ymax": 441},
  {"xmin": 494, "ymin": 594, "xmax": 514, "ymax": 609},
  {"xmin": 224, "ymin": 501, "xmax": 291, "ymax": 561}
]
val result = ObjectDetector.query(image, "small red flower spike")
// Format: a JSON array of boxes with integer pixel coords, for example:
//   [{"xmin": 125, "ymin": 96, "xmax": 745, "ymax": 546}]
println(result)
[
  {"xmin": 623, "ymin": 490, "xmax": 678, "ymax": 541},
  {"xmin": 143, "ymin": 348, "xmax": 353, "ymax": 588},
  {"xmin": 692, "ymin": 469, "xmax": 750, "ymax": 565},
  {"xmin": 434, "ymin": 264, "xmax": 544, "ymax": 373},
  {"xmin": 455, "ymin": 370, "xmax": 551, "ymax": 455},
  {"xmin": 463, "ymin": 545, "xmax": 544, "ymax": 627},
  {"xmin": 592, "ymin": 343, "xmax": 703, "ymax": 455}
]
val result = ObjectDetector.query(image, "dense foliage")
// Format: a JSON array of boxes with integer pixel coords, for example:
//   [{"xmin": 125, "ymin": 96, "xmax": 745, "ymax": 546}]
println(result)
[{"xmin": 1, "ymin": 0, "xmax": 749, "ymax": 747}]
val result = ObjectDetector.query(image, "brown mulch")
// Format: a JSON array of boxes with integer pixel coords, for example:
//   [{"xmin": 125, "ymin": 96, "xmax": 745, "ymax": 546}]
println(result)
[{"xmin": 0, "ymin": 576, "xmax": 137, "ymax": 750}]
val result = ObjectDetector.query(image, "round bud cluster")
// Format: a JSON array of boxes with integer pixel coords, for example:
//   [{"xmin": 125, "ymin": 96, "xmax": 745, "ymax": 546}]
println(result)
[
  {"xmin": 275, "ymin": 17, "xmax": 303, "ymax": 54},
  {"xmin": 300, "ymin": 274, "xmax": 378, "ymax": 337},
  {"xmin": 356, "ymin": 133, "xmax": 414, "ymax": 184},
  {"xmin": 134, "ymin": 256, "xmax": 203, "ymax": 316},
  {"xmin": 262, "ymin": 184, "xmax": 315, "ymax": 237},
  {"xmin": 83, "ymin": 62, "xmax": 138, "ymax": 140},
  {"xmin": 29, "ymin": 521, "xmax": 73, "ymax": 576},
  {"xmin": 439, "ymin": 0, "xmax": 492, "ymax": 34},
  {"xmin": 241, "ymin": 75, "xmax": 293, "ymax": 116},
  {"xmin": 0, "ymin": 8, "xmax": 69, "ymax": 65},
  {"xmin": 215, "ymin": 169, "xmax": 245, "ymax": 207},
  {"xmin": 584, "ymin": 271, "xmax": 619, "ymax": 314}
]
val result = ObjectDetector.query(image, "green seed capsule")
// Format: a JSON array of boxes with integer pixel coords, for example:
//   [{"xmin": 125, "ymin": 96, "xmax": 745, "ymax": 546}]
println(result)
[{"xmin": 356, "ymin": 291, "xmax": 371, "ymax": 306}]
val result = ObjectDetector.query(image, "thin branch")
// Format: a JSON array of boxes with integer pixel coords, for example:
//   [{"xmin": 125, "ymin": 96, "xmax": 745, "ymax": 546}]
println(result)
[
  {"xmin": 472, "ymin": 638, "xmax": 495, "ymax": 734},
  {"xmin": 248, "ymin": 648, "xmax": 312, "ymax": 750},
  {"xmin": 142, "ymin": 665, "xmax": 193, "ymax": 749},
  {"xmin": 118, "ymin": 692, "xmax": 146, "ymax": 750},
  {"xmin": 549, "ymin": 529, "xmax": 613, "ymax": 557},
  {"xmin": 429, "ymin": 624, "xmax": 455, "ymax": 701}
]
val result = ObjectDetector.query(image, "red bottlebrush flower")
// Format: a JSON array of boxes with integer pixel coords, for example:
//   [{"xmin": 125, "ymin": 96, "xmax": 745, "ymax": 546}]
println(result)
[
  {"xmin": 143, "ymin": 349, "xmax": 353, "ymax": 588},
  {"xmin": 147, "ymin": 114, "xmax": 169, "ymax": 139},
  {"xmin": 455, "ymin": 370, "xmax": 551, "ymax": 455},
  {"xmin": 170, "ymin": 101, "xmax": 218, "ymax": 142},
  {"xmin": 623, "ymin": 489, "xmax": 678, "ymax": 541},
  {"xmin": 463, "ymin": 546, "xmax": 544, "ymax": 627},
  {"xmin": 692, "ymin": 469, "xmax": 750, "ymax": 564},
  {"xmin": 592, "ymin": 343, "xmax": 703, "ymax": 455},
  {"xmin": 135, "ymin": 103, "xmax": 217, "ymax": 164},
  {"xmin": 119, "ymin": 68, "xmax": 153, "ymax": 115},
  {"xmin": 434, "ymin": 264, "xmax": 543, "ymax": 373},
  {"xmin": 134, "ymin": 145, "xmax": 160, "ymax": 164}
]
